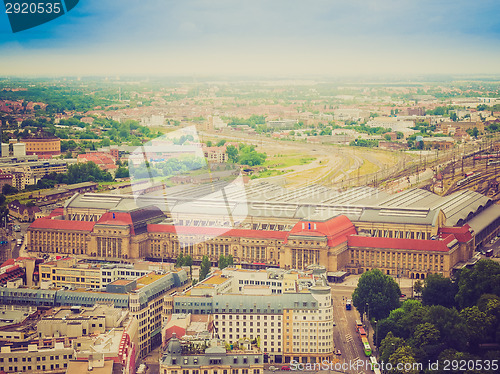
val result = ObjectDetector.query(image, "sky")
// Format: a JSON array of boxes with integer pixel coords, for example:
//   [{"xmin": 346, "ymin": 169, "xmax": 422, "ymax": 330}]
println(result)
[{"xmin": 1, "ymin": 0, "xmax": 500, "ymax": 77}]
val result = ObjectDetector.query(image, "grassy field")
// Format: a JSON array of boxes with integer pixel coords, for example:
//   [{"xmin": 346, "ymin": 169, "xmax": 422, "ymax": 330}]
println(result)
[
  {"xmin": 263, "ymin": 154, "xmax": 316, "ymax": 169},
  {"xmin": 356, "ymin": 159, "xmax": 380, "ymax": 177},
  {"xmin": 5, "ymin": 189, "xmax": 51, "ymax": 204}
]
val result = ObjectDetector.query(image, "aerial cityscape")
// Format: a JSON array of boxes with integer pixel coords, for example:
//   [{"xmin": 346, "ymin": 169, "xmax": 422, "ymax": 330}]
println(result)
[{"xmin": 1, "ymin": 1, "xmax": 500, "ymax": 374}]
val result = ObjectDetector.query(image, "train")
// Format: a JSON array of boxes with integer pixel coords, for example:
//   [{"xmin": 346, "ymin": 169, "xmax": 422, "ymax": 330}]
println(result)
[
  {"xmin": 473, "ymin": 154, "xmax": 500, "ymax": 160},
  {"xmin": 457, "ymin": 172, "xmax": 481, "ymax": 186},
  {"xmin": 357, "ymin": 325, "xmax": 372, "ymax": 356}
]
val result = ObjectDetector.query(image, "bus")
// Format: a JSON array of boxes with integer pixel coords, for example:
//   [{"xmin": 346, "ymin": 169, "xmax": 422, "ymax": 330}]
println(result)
[
  {"xmin": 356, "ymin": 320, "xmax": 363, "ymax": 332},
  {"xmin": 346, "ymin": 299, "xmax": 352, "ymax": 310},
  {"xmin": 370, "ymin": 357, "xmax": 381, "ymax": 374},
  {"xmin": 363, "ymin": 341, "xmax": 372, "ymax": 356},
  {"xmin": 358, "ymin": 327, "xmax": 366, "ymax": 339}
]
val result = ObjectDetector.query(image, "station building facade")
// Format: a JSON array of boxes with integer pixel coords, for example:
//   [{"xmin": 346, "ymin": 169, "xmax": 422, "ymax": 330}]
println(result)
[{"xmin": 25, "ymin": 185, "xmax": 496, "ymax": 279}]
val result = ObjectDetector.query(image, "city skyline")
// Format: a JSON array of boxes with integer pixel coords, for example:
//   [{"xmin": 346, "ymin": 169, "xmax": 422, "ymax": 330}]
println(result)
[{"xmin": 1, "ymin": 0, "xmax": 500, "ymax": 76}]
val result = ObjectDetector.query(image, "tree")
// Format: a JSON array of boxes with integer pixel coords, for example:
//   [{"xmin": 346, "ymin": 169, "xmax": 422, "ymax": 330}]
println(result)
[
  {"xmin": 2, "ymin": 184, "xmax": 18, "ymax": 195},
  {"xmin": 455, "ymin": 260, "xmax": 500, "ymax": 309},
  {"xmin": 422, "ymin": 274, "xmax": 457, "ymax": 308},
  {"xmin": 216, "ymin": 139, "xmax": 226, "ymax": 147},
  {"xmin": 423, "ymin": 305, "xmax": 466, "ymax": 350},
  {"xmin": 413, "ymin": 280, "xmax": 423, "ymax": 296},
  {"xmin": 388, "ymin": 346, "xmax": 419, "ymax": 374},
  {"xmin": 184, "ymin": 255, "xmax": 193, "ymax": 276},
  {"xmin": 458, "ymin": 306, "xmax": 495, "ymax": 347},
  {"xmin": 218, "ymin": 254, "xmax": 227, "ymax": 270},
  {"xmin": 115, "ymin": 166, "xmax": 130, "ymax": 179},
  {"xmin": 352, "ymin": 269, "xmax": 401, "ymax": 320},
  {"xmin": 175, "ymin": 253, "xmax": 184, "ymax": 268},
  {"xmin": 200, "ymin": 255, "xmax": 211, "ymax": 281},
  {"xmin": 226, "ymin": 145, "xmax": 239, "ymax": 163},
  {"xmin": 379, "ymin": 332, "xmax": 405, "ymax": 364},
  {"xmin": 412, "ymin": 322, "xmax": 440, "ymax": 347}
]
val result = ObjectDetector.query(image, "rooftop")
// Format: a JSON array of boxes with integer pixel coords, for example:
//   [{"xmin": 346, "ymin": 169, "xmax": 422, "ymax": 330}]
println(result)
[
  {"xmin": 202, "ymin": 275, "xmax": 230, "ymax": 285},
  {"xmin": 136, "ymin": 272, "xmax": 164, "ymax": 287}
]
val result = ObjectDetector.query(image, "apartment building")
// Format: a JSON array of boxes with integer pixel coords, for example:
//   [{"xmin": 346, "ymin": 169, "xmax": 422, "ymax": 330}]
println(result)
[
  {"xmin": 0, "ymin": 343, "xmax": 73, "ymax": 374},
  {"xmin": 0, "ymin": 304, "xmax": 138, "ymax": 374},
  {"xmin": 172, "ymin": 269, "xmax": 334, "ymax": 364},
  {"xmin": 39, "ymin": 257, "xmax": 154, "ymax": 289},
  {"xmin": 160, "ymin": 335, "xmax": 264, "ymax": 374},
  {"xmin": 0, "ymin": 269, "xmax": 190, "ymax": 359}
]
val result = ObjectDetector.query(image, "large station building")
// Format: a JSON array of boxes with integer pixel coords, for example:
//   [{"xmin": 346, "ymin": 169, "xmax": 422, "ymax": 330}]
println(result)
[{"xmin": 27, "ymin": 182, "xmax": 500, "ymax": 279}]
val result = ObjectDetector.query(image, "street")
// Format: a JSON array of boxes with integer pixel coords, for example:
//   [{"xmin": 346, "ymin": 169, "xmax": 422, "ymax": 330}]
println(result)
[{"xmin": 329, "ymin": 274, "xmax": 416, "ymax": 374}]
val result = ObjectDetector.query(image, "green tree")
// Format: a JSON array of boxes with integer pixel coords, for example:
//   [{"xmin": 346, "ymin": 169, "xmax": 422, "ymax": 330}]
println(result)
[
  {"xmin": 352, "ymin": 269, "xmax": 401, "ymax": 320},
  {"xmin": 184, "ymin": 255, "xmax": 193, "ymax": 276},
  {"xmin": 423, "ymin": 305, "xmax": 466, "ymax": 351},
  {"xmin": 388, "ymin": 346, "xmax": 419, "ymax": 374},
  {"xmin": 216, "ymin": 139, "xmax": 226, "ymax": 147},
  {"xmin": 413, "ymin": 280, "xmax": 423, "ymax": 296},
  {"xmin": 379, "ymin": 332, "xmax": 405, "ymax": 364},
  {"xmin": 412, "ymin": 322, "xmax": 440, "ymax": 347},
  {"xmin": 218, "ymin": 254, "xmax": 227, "ymax": 270},
  {"xmin": 175, "ymin": 253, "xmax": 184, "ymax": 268},
  {"xmin": 226, "ymin": 145, "xmax": 239, "ymax": 163},
  {"xmin": 459, "ymin": 306, "xmax": 495, "ymax": 347},
  {"xmin": 200, "ymin": 255, "xmax": 211, "ymax": 281},
  {"xmin": 422, "ymin": 273, "xmax": 457, "ymax": 308},
  {"xmin": 115, "ymin": 166, "xmax": 130, "ymax": 179},
  {"xmin": 455, "ymin": 259, "xmax": 500, "ymax": 309},
  {"xmin": 2, "ymin": 184, "xmax": 18, "ymax": 195}
]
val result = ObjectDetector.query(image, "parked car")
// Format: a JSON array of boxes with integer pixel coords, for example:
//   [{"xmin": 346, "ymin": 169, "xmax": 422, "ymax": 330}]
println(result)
[
  {"xmin": 269, "ymin": 366, "xmax": 277, "ymax": 372},
  {"xmin": 281, "ymin": 366, "xmax": 291, "ymax": 371},
  {"xmin": 335, "ymin": 349, "xmax": 341, "ymax": 355}
]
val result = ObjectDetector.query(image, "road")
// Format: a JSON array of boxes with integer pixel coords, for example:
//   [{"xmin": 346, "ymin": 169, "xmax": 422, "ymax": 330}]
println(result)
[
  {"xmin": 331, "ymin": 287, "xmax": 369, "ymax": 374},
  {"xmin": 329, "ymin": 274, "xmax": 417, "ymax": 374},
  {"xmin": 10, "ymin": 219, "xmax": 30, "ymax": 258}
]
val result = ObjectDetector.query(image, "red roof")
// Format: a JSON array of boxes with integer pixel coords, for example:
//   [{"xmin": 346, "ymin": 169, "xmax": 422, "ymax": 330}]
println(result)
[
  {"xmin": 1, "ymin": 258, "xmax": 16, "ymax": 267},
  {"xmin": 286, "ymin": 215, "xmax": 357, "ymax": 247},
  {"xmin": 29, "ymin": 218, "xmax": 96, "ymax": 231},
  {"xmin": 97, "ymin": 212, "xmax": 135, "ymax": 234},
  {"xmin": 148, "ymin": 224, "xmax": 288, "ymax": 240},
  {"xmin": 347, "ymin": 234, "xmax": 457, "ymax": 252},
  {"xmin": 438, "ymin": 224, "xmax": 473, "ymax": 243},
  {"xmin": 49, "ymin": 208, "xmax": 64, "ymax": 218}
]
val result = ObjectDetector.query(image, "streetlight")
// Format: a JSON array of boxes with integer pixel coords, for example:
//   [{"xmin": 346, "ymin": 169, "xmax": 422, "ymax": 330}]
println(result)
[{"xmin": 365, "ymin": 302, "xmax": 370, "ymax": 338}]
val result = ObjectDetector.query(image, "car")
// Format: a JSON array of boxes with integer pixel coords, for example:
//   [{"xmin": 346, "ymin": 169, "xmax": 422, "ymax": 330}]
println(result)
[
  {"xmin": 400, "ymin": 294, "xmax": 406, "ymax": 298},
  {"xmin": 269, "ymin": 366, "xmax": 277, "ymax": 372},
  {"xmin": 332, "ymin": 321, "xmax": 336, "ymax": 326},
  {"xmin": 335, "ymin": 349, "xmax": 341, "ymax": 355},
  {"xmin": 281, "ymin": 366, "xmax": 291, "ymax": 371}
]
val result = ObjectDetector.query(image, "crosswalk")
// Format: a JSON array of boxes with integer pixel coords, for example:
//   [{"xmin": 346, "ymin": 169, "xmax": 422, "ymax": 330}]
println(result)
[{"xmin": 346, "ymin": 333, "xmax": 353, "ymax": 342}]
